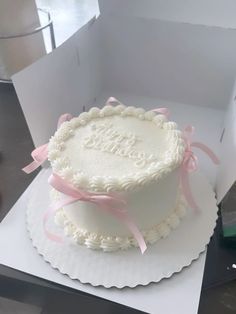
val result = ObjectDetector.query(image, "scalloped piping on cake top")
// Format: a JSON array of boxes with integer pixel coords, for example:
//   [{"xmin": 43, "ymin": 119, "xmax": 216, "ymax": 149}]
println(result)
[
  {"xmin": 48, "ymin": 104, "xmax": 186, "ymax": 192},
  {"xmin": 54, "ymin": 193, "xmax": 187, "ymax": 252}
]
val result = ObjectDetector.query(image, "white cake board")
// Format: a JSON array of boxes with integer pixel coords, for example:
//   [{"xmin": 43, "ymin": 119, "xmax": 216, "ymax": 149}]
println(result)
[
  {"xmin": 26, "ymin": 168, "xmax": 218, "ymax": 288},
  {"xmin": 0, "ymin": 168, "xmax": 211, "ymax": 313}
]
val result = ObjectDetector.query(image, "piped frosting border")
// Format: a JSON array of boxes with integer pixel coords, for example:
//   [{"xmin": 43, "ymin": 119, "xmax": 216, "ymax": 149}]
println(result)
[{"xmin": 48, "ymin": 104, "xmax": 185, "ymax": 192}]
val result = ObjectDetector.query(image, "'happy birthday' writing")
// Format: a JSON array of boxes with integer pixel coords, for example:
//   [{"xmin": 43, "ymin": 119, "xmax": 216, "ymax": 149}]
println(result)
[{"xmin": 82, "ymin": 123, "xmax": 158, "ymax": 168}]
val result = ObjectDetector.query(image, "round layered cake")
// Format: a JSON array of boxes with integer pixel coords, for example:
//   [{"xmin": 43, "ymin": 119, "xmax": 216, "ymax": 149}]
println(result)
[{"xmin": 48, "ymin": 100, "xmax": 187, "ymax": 252}]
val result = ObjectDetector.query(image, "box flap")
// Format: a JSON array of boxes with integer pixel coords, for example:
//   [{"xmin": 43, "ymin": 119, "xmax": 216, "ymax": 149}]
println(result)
[
  {"xmin": 99, "ymin": 0, "xmax": 236, "ymax": 28},
  {"xmin": 216, "ymin": 85, "xmax": 236, "ymax": 203},
  {"xmin": 12, "ymin": 17, "xmax": 101, "ymax": 148},
  {"xmin": 99, "ymin": 15, "xmax": 236, "ymax": 110}
]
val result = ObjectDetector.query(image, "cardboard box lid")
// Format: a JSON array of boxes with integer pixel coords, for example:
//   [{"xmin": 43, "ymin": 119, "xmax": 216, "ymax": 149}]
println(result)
[
  {"xmin": 12, "ymin": 19, "xmax": 100, "ymax": 147},
  {"xmin": 12, "ymin": 8, "xmax": 236, "ymax": 203},
  {"xmin": 98, "ymin": 0, "xmax": 236, "ymax": 28},
  {"xmin": 98, "ymin": 14, "xmax": 236, "ymax": 110}
]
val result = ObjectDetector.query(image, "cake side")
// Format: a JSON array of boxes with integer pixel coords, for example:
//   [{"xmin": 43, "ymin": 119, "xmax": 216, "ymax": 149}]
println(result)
[
  {"xmin": 54, "ymin": 168, "xmax": 180, "ymax": 236},
  {"xmin": 53, "ymin": 189, "xmax": 186, "ymax": 252}
]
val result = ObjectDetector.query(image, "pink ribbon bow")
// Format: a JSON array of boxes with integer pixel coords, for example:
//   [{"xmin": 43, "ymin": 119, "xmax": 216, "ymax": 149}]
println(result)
[
  {"xmin": 181, "ymin": 125, "xmax": 220, "ymax": 212},
  {"xmin": 22, "ymin": 113, "xmax": 73, "ymax": 174},
  {"xmin": 45, "ymin": 174, "xmax": 147, "ymax": 254}
]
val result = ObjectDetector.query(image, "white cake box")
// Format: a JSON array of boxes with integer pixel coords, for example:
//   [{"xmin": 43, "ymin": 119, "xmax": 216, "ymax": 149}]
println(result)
[
  {"xmin": 7, "ymin": 0, "xmax": 236, "ymax": 312},
  {"xmin": 12, "ymin": 0, "xmax": 236, "ymax": 204}
]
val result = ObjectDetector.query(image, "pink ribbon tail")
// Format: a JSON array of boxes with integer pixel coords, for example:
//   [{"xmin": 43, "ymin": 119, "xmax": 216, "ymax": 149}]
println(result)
[
  {"xmin": 122, "ymin": 216, "xmax": 147, "ymax": 254},
  {"xmin": 191, "ymin": 142, "xmax": 220, "ymax": 165},
  {"xmin": 105, "ymin": 97, "xmax": 121, "ymax": 106},
  {"xmin": 57, "ymin": 113, "xmax": 73, "ymax": 129},
  {"xmin": 43, "ymin": 195, "xmax": 79, "ymax": 243},
  {"xmin": 43, "ymin": 206, "xmax": 63, "ymax": 243},
  {"xmin": 180, "ymin": 165, "xmax": 200, "ymax": 212},
  {"xmin": 22, "ymin": 160, "xmax": 43, "ymax": 174},
  {"xmin": 22, "ymin": 143, "xmax": 48, "ymax": 174},
  {"xmin": 22, "ymin": 113, "xmax": 73, "ymax": 174},
  {"xmin": 45, "ymin": 174, "xmax": 147, "ymax": 253},
  {"xmin": 180, "ymin": 126, "xmax": 220, "ymax": 212},
  {"xmin": 152, "ymin": 107, "xmax": 170, "ymax": 118}
]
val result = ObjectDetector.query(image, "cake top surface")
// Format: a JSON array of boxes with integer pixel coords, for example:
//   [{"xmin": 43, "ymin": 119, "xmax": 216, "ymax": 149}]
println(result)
[{"xmin": 48, "ymin": 101, "xmax": 185, "ymax": 192}]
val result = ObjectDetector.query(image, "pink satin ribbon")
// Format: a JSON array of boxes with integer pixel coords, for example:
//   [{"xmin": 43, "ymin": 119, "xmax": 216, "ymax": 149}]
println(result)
[
  {"xmin": 22, "ymin": 143, "xmax": 48, "ymax": 174},
  {"xmin": 22, "ymin": 113, "xmax": 73, "ymax": 174},
  {"xmin": 152, "ymin": 107, "xmax": 170, "ymax": 117},
  {"xmin": 105, "ymin": 96, "xmax": 120, "ymax": 106},
  {"xmin": 181, "ymin": 125, "xmax": 219, "ymax": 212},
  {"xmin": 46, "ymin": 174, "xmax": 147, "ymax": 254}
]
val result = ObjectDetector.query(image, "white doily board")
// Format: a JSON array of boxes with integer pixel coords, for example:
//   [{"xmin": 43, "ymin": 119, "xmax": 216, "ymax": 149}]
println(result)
[
  {"xmin": 0, "ymin": 168, "xmax": 212, "ymax": 314},
  {"xmin": 26, "ymin": 169, "xmax": 218, "ymax": 289}
]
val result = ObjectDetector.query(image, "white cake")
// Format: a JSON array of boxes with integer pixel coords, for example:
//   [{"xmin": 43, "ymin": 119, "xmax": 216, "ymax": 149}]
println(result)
[{"xmin": 48, "ymin": 100, "xmax": 187, "ymax": 252}]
